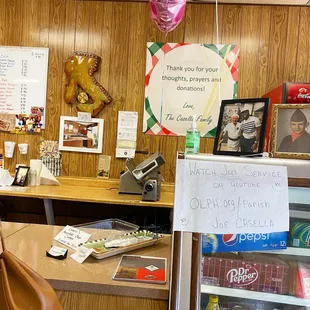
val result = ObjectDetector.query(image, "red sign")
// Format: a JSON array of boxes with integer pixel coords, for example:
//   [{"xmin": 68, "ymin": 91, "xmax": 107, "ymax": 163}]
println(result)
[{"xmin": 287, "ymin": 84, "xmax": 310, "ymax": 103}]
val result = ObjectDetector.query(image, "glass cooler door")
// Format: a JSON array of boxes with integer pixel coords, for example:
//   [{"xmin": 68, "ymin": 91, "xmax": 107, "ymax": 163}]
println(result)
[{"xmin": 200, "ymin": 187, "xmax": 310, "ymax": 310}]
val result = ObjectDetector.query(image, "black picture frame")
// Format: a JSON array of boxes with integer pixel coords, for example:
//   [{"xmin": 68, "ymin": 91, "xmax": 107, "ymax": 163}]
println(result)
[
  {"xmin": 213, "ymin": 98, "xmax": 270, "ymax": 156},
  {"xmin": 13, "ymin": 166, "xmax": 30, "ymax": 186}
]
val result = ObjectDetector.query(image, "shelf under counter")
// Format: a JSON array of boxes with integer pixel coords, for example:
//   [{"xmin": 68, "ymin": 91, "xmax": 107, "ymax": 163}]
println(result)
[{"xmin": 201, "ymin": 285, "xmax": 310, "ymax": 307}]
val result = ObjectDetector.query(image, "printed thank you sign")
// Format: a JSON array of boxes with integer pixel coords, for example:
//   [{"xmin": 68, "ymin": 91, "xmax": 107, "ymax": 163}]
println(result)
[
  {"xmin": 144, "ymin": 43, "xmax": 239, "ymax": 137},
  {"xmin": 174, "ymin": 159, "xmax": 289, "ymax": 234}
]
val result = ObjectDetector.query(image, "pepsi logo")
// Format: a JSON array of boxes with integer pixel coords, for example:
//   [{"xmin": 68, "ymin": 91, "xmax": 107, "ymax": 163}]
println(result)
[{"xmin": 222, "ymin": 234, "xmax": 238, "ymax": 246}]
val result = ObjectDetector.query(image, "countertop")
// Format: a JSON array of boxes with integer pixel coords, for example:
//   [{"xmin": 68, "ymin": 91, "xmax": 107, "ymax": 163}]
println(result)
[
  {"xmin": 0, "ymin": 177, "xmax": 174, "ymax": 208},
  {"xmin": 4, "ymin": 224, "xmax": 171, "ymax": 300},
  {"xmin": 1, "ymin": 221, "xmax": 30, "ymax": 238}
]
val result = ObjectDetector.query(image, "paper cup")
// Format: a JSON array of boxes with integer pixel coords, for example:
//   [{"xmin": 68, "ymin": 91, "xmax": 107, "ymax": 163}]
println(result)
[
  {"xmin": 4, "ymin": 141, "xmax": 15, "ymax": 158},
  {"xmin": 30, "ymin": 159, "xmax": 42, "ymax": 186},
  {"xmin": 18, "ymin": 143, "xmax": 28, "ymax": 155}
]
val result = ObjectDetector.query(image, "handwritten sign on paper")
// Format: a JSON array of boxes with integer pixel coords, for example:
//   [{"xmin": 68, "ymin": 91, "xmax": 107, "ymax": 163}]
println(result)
[
  {"xmin": 54, "ymin": 226, "xmax": 91, "ymax": 250},
  {"xmin": 173, "ymin": 159, "xmax": 289, "ymax": 234},
  {"xmin": 70, "ymin": 246, "xmax": 93, "ymax": 264}
]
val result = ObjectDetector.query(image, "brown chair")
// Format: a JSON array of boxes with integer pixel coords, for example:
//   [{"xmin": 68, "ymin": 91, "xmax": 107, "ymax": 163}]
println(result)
[{"xmin": 0, "ymin": 224, "xmax": 63, "ymax": 310}]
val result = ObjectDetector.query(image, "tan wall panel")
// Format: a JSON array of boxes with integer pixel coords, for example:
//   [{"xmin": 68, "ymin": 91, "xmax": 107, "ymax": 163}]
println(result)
[
  {"xmin": 238, "ymin": 5, "xmax": 261, "ymax": 98},
  {"xmin": 282, "ymin": 7, "xmax": 301, "ymax": 82},
  {"xmin": 0, "ymin": 1, "xmax": 309, "ymax": 183},
  {"xmin": 266, "ymin": 6, "xmax": 289, "ymax": 92},
  {"xmin": 60, "ymin": 0, "xmax": 77, "ymax": 176},
  {"xmin": 197, "ymin": 0, "xmax": 308, "ymax": 4},
  {"xmin": 125, "ymin": 3, "xmax": 148, "ymax": 170},
  {"xmin": 296, "ymin": 7, "xmax": 310, "ymax": 82},
  {"xmin": 68, "ymin": 1, "xmax": 90, "ymax": 177},
  {"xmin": 256, "ymin": 6, "xmax": 272, "ymax": 96}
]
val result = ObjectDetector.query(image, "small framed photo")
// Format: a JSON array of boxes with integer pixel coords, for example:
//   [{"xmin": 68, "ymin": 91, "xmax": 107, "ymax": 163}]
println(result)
[
  {"xmin": 213, "ymin": 98, "xmax": 269, "ymax": 156},
  {"xmin": 97, "ymin": 155, "xmax": 111, "ymax": 179},
  {"xmin": 59, "ymin": 116, "xmax": 104, "ymax": 154},
  {"xmin": 13, "ymin": 166, "xmax": 30, "ymax": 186},
  {"xmin": 270, "ymin": 104, "xmax": 310, "ymax": 159}
]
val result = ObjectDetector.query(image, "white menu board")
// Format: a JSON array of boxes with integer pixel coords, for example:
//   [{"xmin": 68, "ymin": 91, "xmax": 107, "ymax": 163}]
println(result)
[{"xmin": 0, "ymin": 46, "xmax": 49, "ymax": 128}]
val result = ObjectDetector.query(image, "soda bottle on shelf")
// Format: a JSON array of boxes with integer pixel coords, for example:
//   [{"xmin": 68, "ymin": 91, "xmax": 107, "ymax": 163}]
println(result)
[{"xmin": 205, "ymin": 295, "xmax": 221, "ymax": 310}]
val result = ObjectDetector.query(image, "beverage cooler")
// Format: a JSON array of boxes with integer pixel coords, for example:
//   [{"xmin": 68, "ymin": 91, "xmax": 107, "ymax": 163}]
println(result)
[
  {"xmin": 171, "ymin": 187, "xmax": 310, "ymax": 310},
  {"xmin": 170, "ymin": 155, "xmax": 310, "ymax": 310}
]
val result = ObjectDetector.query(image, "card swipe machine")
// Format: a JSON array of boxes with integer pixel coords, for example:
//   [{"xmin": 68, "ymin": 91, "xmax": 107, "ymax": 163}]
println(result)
[{"xmin": 119, "ymin": 152, "xmax": 165, "ymax": 201}]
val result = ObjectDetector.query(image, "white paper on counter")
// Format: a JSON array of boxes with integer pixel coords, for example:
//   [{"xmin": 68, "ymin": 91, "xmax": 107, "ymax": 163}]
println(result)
[
  {"xmin": 116, "ymin": 111, "xmax": 138, "ymax": 158},
  {"xmin": 54, "ymin": 226, "xmax": 91, "ymax": 250},
  {"xmin": 0, "ymin": 186, "xmax": 27, "ymax": 192},
  {"xmin": 48, "ymin": 245, "xmax": 68, "ymax": 257},
  {"xmin": 40, "ymin": 163, "xmax": 60, "ymax": 185},
  {"xmin": 173, "ymin": 159, "xmax": 289, "ymax": 234},
  {"xmin": 30, "ymin": 159, "xmax": 42, "ymax": 186},
  {"xmin": 0, "ymin": 169, "xmax": 14, "ymax": 186},
  {"xmin": 70, "ymin": 246, "xmax": 93, "ymax": 264}
]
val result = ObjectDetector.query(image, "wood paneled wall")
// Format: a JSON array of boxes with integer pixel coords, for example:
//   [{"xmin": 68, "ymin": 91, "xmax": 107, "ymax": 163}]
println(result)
[{"xmin": 0, "ymin": 1, "xmax": 309, "ymax": 183}]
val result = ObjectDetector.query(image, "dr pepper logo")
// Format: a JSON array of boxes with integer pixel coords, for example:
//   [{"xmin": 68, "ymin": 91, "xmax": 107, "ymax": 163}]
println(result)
[{"xmin": 226, "ymin": 265, "xmax": 258, "ymax": 286}]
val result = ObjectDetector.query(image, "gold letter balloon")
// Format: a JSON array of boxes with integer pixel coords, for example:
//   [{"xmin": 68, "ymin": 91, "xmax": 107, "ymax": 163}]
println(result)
[{"xmin": 64, "ymin": 52, "xmax": 112, "ymax": 117}]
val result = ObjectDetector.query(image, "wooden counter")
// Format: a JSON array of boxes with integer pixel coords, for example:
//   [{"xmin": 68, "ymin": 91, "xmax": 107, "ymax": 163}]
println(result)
[
  {"xmin": 4, "ymin": 224, "xmax": 171, "ymax": 310},
  {"xmin": 1, "ymin": 221, "xmax": 29, "ymax": 238},
  {"xmin": 0, "ymin": 177, "xmax": 174, "ymax": 207},
  {"xmin": 0, "ymin": 177, "xmax": 174, "ymax": 224}
]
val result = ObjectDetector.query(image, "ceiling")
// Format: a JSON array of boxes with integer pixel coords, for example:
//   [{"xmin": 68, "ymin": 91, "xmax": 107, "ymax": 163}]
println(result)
[{"xmin": 190, "ymin": 0, "xmax": 310, "ymax": 4}]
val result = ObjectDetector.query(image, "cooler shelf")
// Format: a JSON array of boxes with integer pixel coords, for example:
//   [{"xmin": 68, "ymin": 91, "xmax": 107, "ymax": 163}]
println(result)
[
  {"xmin": 258, "ymin": 246, "xmax": 310, "ymax": 256},
  {"xmin": 290, "ymin": 209, "xmax": 310, "ymax": 220},
  {"xmin": 289, "ymin": 187, "xmax": 310, "ymax": 205},
  {"xmin": 201, "ymin": 285, "xmax": 310, "ymax": 307}
]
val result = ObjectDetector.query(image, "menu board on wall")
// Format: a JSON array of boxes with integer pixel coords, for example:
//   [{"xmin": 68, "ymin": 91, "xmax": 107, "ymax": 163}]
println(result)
[{"xmin": 0, "ymin": 46, "xmax": 49, "ymax": 131}]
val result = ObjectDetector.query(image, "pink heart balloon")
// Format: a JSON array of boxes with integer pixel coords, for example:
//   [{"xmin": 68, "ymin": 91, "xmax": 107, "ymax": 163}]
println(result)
[{"xmin": 149, "ymin": 0, "xmax": 186, "ymax": 33}]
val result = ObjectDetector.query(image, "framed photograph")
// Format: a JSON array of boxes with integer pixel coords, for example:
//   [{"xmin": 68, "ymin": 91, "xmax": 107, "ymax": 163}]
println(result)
[
  {"xmin": 15, "ymin": 113, "xmax": 44, "ymax": 133},
  {"xmin": 59, "ymin": 116, "xmax": 104, "ymax": 154},
  {"xmin": 13, "ymin": 166, "xmax": 30, "ymax": 186},
  {"xmin": 213, "ymin": 98, "xmax": 269, "ymax": 156},
  {"xmin": 97, "ymin": 155, "xmax": 111, "ymax": 179},
  {"xmin": 270, "ymin": 104, "xmax": 310, "ymax": 159}
]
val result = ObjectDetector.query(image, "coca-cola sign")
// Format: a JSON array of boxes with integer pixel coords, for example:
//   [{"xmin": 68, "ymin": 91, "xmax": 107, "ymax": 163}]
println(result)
[
  {"xmin": 226, "ymin": 265, "xmax": 258, "ymax": 286},
  {"xmin": 287, "ymin": 84, "xmax": 310, "ymax": 103}
]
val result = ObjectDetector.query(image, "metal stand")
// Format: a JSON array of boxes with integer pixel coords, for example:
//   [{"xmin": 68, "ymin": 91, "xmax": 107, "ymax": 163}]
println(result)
[
  {"xmin": 169, "ymin": 231, "xmax": 195, "ymax": 310},
  {"xmin": 43, "ymin": 199, "xmax": 55, "ymax": 225}
]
